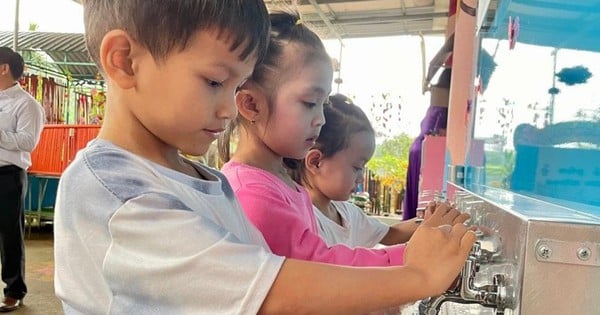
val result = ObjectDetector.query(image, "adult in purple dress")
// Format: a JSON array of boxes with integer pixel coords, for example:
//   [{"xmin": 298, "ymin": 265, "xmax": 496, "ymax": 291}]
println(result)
[{"xmin": 403, "ymin": 69, "xmax": 450, "ymax": 220}]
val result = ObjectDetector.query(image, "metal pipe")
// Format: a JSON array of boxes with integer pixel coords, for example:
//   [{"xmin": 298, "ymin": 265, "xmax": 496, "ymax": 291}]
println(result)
[
  {"xmin": 336, "ymin": 43, "xmax": 343, "ymax": 93},
  {"xmin": 306, "ymin": 0, "xmax": 344, "ymax": 46},
  {"xmin": 301, "ymin": 11, "xmax": 448, "ymax": 24},
  {"xmin": 50, "ymin": 61, "xmax": 98, "ymax": 66},
  {"xmin": 422, "ymin": 295, "xmax": 482, "ymax": 315},
  {"xmin": 13, "ymin": 0, "xmax": 20, "ymax": 51}
]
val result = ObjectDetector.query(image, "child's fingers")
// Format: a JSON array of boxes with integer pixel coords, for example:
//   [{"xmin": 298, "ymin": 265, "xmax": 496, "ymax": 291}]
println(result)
[
  {"xmin": 438, "ymin": 224, "xmax": 452, "ymax": 234},
  {"xmin": 438, "ymin": 201, "xmax": 452, "ymax": 212},
  {"xmin": 449, "ymin": 222, "xmax": 467, "ymax": 239},
  {"xmin": 452, "ymin": 212, "xmax": 471, "ymax": 225},
  {"xmin": 421, "ymin": 201, "xmax": 437, "ymax": 220},
  {"xmin": 426, "ymin": 201, "xmax": 437, "ymax": 213},
  {"xmin": 452, "ymin": 224, "xmax": 477, "ymax": 256},
  {"xmin": 442, "ymin": 207, "xmax": 461, "ymax": 220},
  {"xmin": 423, "ymin": 202, "xmax": 449, "ymax": 226}
]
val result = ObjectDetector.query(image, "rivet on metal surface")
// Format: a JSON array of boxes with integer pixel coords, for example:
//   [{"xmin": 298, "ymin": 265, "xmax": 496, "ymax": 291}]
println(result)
[
  {"xmin": 537, "ymin": 245, "xmax": 552, "ymax": 259},
  {"xmin": 577, "ymin": 247, "xmax": 591, "ymax": 261}
]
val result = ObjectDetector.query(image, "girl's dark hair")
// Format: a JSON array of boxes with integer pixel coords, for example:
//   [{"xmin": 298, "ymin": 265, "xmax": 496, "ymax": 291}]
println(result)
[
  {"xmin": 292, "ymin": 93, "xmax": 375, "ymax": 186},
  {"xmin": 251, "ymin": 11, "xmax": 327, "ymax": 89},
  {"xmin": 0, "ymin": 47, "xmax": 25, "ymax": 79},
  {"xmin": 82, "ymin": 0, "xmax": 270, "ymax": 69},
  {"xmin": 219, "ymin": 10, "xmax": 330, "ymax": 164}
]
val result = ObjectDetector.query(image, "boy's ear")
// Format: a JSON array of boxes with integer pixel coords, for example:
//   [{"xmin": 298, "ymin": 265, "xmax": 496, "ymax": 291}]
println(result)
[
  {"xmin": 1, "ymin": 64, "xmax": 11, "ymax": 78},
  {"xmin": 236, "ymin": 81, "xmax": 267, "ymax": 123},
  {"xmin": 305, "ymin": 149, "xmax": 324, "ymax": 174},
  {"xmin": 99, "ymin": 30, "xmax": 137, "ymax": 89}
]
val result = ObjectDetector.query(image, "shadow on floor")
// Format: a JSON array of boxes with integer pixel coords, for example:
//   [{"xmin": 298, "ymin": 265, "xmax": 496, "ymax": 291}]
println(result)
[{"xmin": 7, "ymin": 226, "xmax": 63, "ymax": 315}]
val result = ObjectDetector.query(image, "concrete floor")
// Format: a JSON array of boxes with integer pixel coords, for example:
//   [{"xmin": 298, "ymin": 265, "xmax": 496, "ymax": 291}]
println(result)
[{"xmin": 4, "ymin": 227, "xmax": 63, "ymax": 315}]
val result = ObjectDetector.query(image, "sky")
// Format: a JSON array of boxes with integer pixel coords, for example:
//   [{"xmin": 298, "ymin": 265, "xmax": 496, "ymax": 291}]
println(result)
[{"xmin": 0, "ymin": 0, "xmax": 85, "ymax": 33}]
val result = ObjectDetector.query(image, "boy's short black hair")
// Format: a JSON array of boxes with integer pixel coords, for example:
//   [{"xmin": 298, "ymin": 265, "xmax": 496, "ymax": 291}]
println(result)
[
  {"xmin": 82, "ymin": 0, "xmax": 270, "ymax": 70},
  {"xmin": 0, "ymin": 47, "xmax": 25, "ymax": 79}
]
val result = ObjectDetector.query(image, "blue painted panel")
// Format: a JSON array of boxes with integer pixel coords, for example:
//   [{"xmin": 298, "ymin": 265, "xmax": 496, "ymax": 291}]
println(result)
[
  {"xmin": 486, "ymin": 0, "xmax": 600, "ymax": 51},
  {"xmin": 25, "ymin": 176, "xmax": 59, "ymax": 210},
  {"xmin": 511, "ymin": 145, "xmax": 538, "ymax": 191}
]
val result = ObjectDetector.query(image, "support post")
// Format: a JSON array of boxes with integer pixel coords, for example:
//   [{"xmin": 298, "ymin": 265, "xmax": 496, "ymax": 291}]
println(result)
[{"xmin": 13, "ymin": 0, "xmax": 20, "ymax": 51}]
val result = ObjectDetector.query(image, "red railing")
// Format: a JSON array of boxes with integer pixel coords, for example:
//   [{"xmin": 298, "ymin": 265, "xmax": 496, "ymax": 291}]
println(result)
[{"xmin": 29, "ymin": 124, "xmax": 100, "ymax": 176}]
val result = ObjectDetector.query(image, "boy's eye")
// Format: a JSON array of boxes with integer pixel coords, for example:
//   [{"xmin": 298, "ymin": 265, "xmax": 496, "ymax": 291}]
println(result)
[
  {"xmin": 206, "ymin": 79, "xmax": 224, "ymax": 88},
  {"xmin": 302, "ymin": 101, "xmax": 317, "ymax": 108}
]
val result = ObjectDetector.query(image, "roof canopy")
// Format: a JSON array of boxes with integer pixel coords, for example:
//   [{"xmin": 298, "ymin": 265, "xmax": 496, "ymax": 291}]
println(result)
[
  {"xmin": 70, "ymin": 0, "xmax": 455, "ymax": 39},
  {"xmin": 0, "ymin": 31, "xmax": 96, "ymax": 80},
  {"xmin": 267, "ymin": 0, "xmax": 452, "ymax": 40}
]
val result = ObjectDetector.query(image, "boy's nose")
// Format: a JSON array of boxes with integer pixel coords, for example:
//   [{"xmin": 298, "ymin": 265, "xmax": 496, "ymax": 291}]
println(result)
[
  {"xmin": 217, "ymin": 94, "xmax": 237, "ymax": 120},
  {"xmin": 314, "ymin": 108, "xmax": 326, "ymax": 127}
]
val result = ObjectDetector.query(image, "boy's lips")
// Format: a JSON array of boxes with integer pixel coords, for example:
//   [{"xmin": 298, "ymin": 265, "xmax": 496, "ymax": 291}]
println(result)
[
  {"xmin": 204, "ymin": 128, "xmax": 225, "ymax": 138},
  {"xmin": 306, "ymin": 134, "xmax": 320, "ymax": 142},
  {"xmin": 205, "ymin": 128, "xmax": 224, "ymax": 133},
  {"xmin": 305, "ymin": 137, "xmax": 317, "ymax": 146}
]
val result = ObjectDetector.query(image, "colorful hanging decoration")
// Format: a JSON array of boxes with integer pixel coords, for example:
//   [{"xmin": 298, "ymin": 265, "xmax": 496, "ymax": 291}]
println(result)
[
  {"xmin": 20, "ymin": 74, "xmax": 69, "ymax": 123},
  {"xmin": 89, "ymin": 89, "xmax": 106, "ymax": 125}
]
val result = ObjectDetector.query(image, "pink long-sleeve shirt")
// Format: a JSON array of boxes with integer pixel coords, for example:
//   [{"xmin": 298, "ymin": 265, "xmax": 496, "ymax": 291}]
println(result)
[{"xmin": 222, "ymin": 161, "xmax": 405, "ymax": 266}]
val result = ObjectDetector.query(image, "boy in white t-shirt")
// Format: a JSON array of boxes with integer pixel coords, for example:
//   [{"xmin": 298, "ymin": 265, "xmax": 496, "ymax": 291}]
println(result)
[
  {"xmin": 54, "ymin": 2, "xmax": 476, "ymax": 314},
  {"xmin": 296, "ymin": 94, "xmax": 470, "ymax": 248}
]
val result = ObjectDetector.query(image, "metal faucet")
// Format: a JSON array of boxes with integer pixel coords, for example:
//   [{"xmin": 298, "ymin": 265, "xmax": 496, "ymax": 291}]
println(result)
[{"xmin": 419, "ymin": 242, "xmax": 513, "ymax": 315}]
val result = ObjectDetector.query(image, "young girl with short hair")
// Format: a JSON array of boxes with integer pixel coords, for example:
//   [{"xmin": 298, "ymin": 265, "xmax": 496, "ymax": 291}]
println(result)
[{"xmin": 295, "ymin": 94, "xmax": 468, "ymax": 248}]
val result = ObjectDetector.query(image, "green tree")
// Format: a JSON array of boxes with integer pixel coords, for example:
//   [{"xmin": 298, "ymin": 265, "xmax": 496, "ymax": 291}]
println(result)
[
  {"xmin": 28, "ymin": 22, "xmax": 39, "ymax": 31},
  {"xmin": 367, "ymin": 134, "xmax": 413, "ymax": 191}
]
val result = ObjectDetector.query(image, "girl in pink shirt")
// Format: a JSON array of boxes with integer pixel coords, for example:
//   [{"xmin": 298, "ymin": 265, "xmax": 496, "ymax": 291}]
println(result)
[{"xmin": 220, "ymin": 11, "xmax": 404, "ymax": 267}]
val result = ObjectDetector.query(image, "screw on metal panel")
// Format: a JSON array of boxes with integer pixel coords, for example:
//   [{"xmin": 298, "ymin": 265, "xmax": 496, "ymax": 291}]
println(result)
[
  {"xmin": 537, "ymin": 245, "xmax": 552, "ymax": 259},
  {"xmin": 577, "ymin": 247, "xmax": 591, "ymax": 261}
]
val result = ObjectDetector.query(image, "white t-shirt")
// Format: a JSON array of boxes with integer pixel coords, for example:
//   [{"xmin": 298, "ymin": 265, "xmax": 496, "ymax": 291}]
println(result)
[
  {"xmin": 54, "ymin": 139, "xmax": 284, "ymax": 315},
  {"xmin": 313, "ymin": 201, "xmax": 390, "ymax": 248}
]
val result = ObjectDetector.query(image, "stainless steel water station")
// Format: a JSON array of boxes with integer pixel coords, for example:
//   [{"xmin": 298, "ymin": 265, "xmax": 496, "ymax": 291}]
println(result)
[{"xmin": 417, "ymin": 183, "xmax": 600, "ymax": 315}]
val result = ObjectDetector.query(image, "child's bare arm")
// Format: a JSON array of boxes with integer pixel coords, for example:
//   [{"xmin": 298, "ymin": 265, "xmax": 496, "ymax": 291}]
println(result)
[
  {"xmin": 379, "ymin": 219, "xmax": 420, "ymax": 245},
  {"xmin": 259, "ymin": 223, "xmax": 476, "ymax": 314}
]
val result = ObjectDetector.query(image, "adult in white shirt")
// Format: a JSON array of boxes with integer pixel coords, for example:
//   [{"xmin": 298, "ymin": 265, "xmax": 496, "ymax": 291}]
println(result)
[{"xmin": 0, "ymin": 47, "xmax": 44, "ymax": 312}]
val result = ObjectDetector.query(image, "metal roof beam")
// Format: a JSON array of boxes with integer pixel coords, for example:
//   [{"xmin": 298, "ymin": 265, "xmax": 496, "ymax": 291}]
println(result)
[
  {"xmin": 49, "ymin": 61, "xmax": 97, "ymax": 66},
  {"xmin": 302, "ymin": 11, "xmax": 448, "ymax": 24},
  {"xmin": 306, "ymin": 0, "xmax": 345, "ymax": 44}
]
